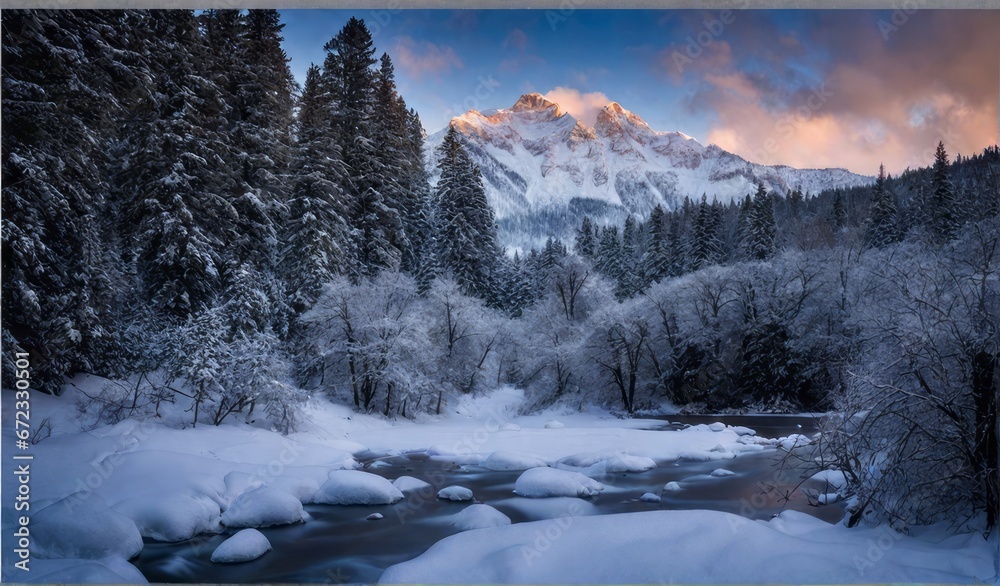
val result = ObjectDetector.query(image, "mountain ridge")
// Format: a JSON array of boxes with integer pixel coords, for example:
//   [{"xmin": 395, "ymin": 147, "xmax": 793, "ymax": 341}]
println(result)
[{"xmin": 428, "ymin": 92, "xmax": 872, "ymax": 250}]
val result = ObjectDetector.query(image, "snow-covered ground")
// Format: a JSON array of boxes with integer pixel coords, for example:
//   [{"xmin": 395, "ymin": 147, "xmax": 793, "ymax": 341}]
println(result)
[{"xmin": 2, "ymin": 376, "xmax": 996, "ymax": 583}]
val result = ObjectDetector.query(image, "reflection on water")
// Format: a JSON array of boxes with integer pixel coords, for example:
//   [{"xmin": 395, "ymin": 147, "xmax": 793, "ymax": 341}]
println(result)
[{"xmin": 132, "ymin": 415, "xmax": 844, "ymax": 583}]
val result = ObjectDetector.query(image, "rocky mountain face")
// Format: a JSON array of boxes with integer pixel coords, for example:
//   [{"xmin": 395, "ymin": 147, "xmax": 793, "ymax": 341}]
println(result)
[{"xmin": 427, "ymin": 93, "xmax": 871, "ymax": 251}]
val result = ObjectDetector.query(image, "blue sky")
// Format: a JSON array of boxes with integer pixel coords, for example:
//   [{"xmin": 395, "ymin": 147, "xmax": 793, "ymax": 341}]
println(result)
[{"xmin": 278, "ymin": 9, "xmax": 998, "ymax": 174}]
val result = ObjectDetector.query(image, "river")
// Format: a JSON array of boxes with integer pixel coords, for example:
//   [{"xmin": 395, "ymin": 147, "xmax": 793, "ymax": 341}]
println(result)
[{"xmin": 132, "ymin": 414, "xmax": 845, "ymax": 583}]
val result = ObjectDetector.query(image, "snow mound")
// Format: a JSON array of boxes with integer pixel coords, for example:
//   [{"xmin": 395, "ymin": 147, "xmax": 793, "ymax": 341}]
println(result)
[
  {"xmin": 21, "ymin": 556, "xmax": 148, "ymax": 584},
  {"xmin": 211, "ymin": 529, "xmax": 271, "ymax": 563},
  {"xmin": 482, "ymin": 451, "xmax": 549, "ymax": 471},
  {"xmin": 392, "ymin": 476, "xmax": 433, "ymax": 493},
  {"xmin": 438, "ymin": 486, "xmax": 474, "ymax": 501},
  {"xmin": 221, "ymin": 486, "xmax": 304, "ymax": 528},
  {"xmin": 605, "ymin": 453, "xmax": 656, "ymax": 473},
  {"xmin": 223, "ymin": 471, "xmax": 264, "ymax": 504},
  {"xmin": 499, "ymin": 423, "xmax": 522, "ymax": 431},
  {"xmin": 514, "ymin": 468, "xmax": 604, "ymax": 498},
  {"xmin": 710, "ymin": 468, "xmax": 736, "ymax": 477},
  {"xmin": 663, "ymin": 481, "xmax": 682, "ymax": 492},
  {"xmin": 544, "ymin": 420, "xmax": 565, "ymax": 429},
  {"xmin": 807, "ymin": 469, "xmax": 849, "ymax": 492},
  {"xmin": 33, "ymin": 492, "xmax": 143, "ymax": 560},
  {"xmin": 778, "ymin": 434, "xmax": 812, "ymax": 450},
  {"xmin": 367, "ymin": 513, "xmax": 384, "ymax": 520},
  {"xmin": 379, "ymin": 509, "xmax": 997, "ymax": 584},
  {"xmin": 114, "ymin": 493, "xmax": 221, "ymax": 542},
  {"xmin": 451, "ymin": 504, "xmax": 512, "ymax": 531},
  {"xmin": 708, "ymin": 422, "xmax": 727, "ymax": 432},
  {"xmin": 731, "ymin": 426, "xmax": 756, "ymax": 436},
  {"xmin": 314, "ymin": 470, "xmax": 404, "ymax": 505},
  {"xmin": 640, "ymin": 492, "xmax": 661, "ymax": 503},
  {"xmin": 268, "ymin": 476, "xmax": 322, "ymax": 504}
]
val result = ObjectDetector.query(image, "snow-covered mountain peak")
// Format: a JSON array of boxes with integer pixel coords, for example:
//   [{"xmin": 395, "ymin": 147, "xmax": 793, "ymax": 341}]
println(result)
[
  {"xmin": 510, "ymin": 92, "xmax": 564, "ymax": 118},
  {"xmin": 428, "ymin": 93, "xmax": 872, "ymax": 250}
]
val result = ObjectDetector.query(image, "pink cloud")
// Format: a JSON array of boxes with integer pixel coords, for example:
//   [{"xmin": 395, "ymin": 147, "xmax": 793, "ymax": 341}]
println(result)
[
  {"xmin": 394, "ymin": 36, "xmax": 463, "ymax": 79},
  {"xmin": 503, "ymin": 28, "xmax": 528, "ymax": 52},
  {"xmin": 542, "ymin": 87, "xmax": 612, "ymax": 126}
]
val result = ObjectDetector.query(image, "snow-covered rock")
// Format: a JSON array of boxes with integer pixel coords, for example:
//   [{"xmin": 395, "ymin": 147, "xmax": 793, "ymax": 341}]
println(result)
[
  {"xmin": 514, "ymin": 468, "xmax": 604, "ymax": 498},
  {"xmin": 437, "ymin": 486, "xmax": 474, "ymax": 501},
  {"xmin": 605, "ymin": 453, "xmax": 656, "ymax": 473},
  {"xmin": 544, "ymin": 420, "xmax": 565, "ymax": 429},
  {"xmin": 807, "ymin": 469, "xmax": 849, "ymax": 492},
  {"xmin": 221, "ymin": 486, "xmax": 304, "ymax": 528},
  {"xmin": 482, "ymin": 450, "xmax": 549, "ymax": 471},
  {"xmin": 114, "ymin": 493, "xmax": 222, "ymax": 542},
  {"xmin": 451, "ymin": 504, "xmax": 511, "ymax": 531},
  {"xmin": 732, "ymin": 426, "xmax": 756, "ymax": 436},
  {"xmin": 499, "ymin": 422, "xmax": 521, "ymax": 431},
  {"xmin": 778, "ymin": 434, "xmax": 812, "ymax": 451},
  {"xmin": 313, "ymin": 470, "xmax": 404, "ymax": 505},
  {"xmin": 663, "ymin": 481, "xmax": 682, "ymax": 492},
  {"xmin": 710, "ymin": 468, "xmax": 736, "ymax": 477},
  {"xmin": 367, "ymin": 513, "xmax": 384, "ymax": 521},
  {"xmin": 640, "ymin": 492, "xmax": 661, "ymax": 503},
  {"xmin": 708, "ymin": 422, "xmax": 727, "ymax": 432},
  {"xmin": 210, "ymin": 529, "xmax": 271, "ymax": 563},
  {"xmin": 392, "ymin": 476, "xmax": 433, "ymax": 493},
  {"xmin": 33, "ymin": 492, "xmax": 143, "ymax": 560}
]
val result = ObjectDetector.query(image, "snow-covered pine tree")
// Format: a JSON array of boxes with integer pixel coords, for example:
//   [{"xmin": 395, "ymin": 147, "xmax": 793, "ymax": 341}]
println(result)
[
  {"xmin": 640, "ymin": 205, "xmax": 670, "ymax": 286},
  {"xmin": 282, "ymin": 64, "xmax": 352, "ymax": 314},
  {"xmin": 688, "ymin": 194, "xmax": 724, "ymax": 270},
  {"xmin": 323, "ymin": 18, "xmax": 402, "ymax": 278},
  {"xmin": 575, "ymin": 216, "xmax": 597, "ymax": 259},
  {"xmin": 745, "ymin": 182, "xmax": 777, "ymax": 261},
  {"xmin": 433, "ymin": 125, "xmax": 502, "ymax": 302},
  {"xmin": 2, "ymin": 10, "xmax": 142, "ymax": 391},
  {"xmin": 929, "ymin": 141, "xmax": 960, "ymax": 243},
  {"xmin": 866, "ymin": 163, "xmax": 898, "ymax": 248}
]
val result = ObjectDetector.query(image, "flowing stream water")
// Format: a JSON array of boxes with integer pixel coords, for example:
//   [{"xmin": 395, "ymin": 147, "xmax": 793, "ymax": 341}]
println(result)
[{"xmin": 132, "ymin": 414, "xmax": 846, "ymax": 583}]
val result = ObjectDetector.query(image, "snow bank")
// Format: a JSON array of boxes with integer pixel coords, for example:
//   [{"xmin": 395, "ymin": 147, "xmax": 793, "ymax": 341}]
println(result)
[
  {"xmin": 514, "ymin": 468, "xmax": 604, "ymax": 498},
  {"xmin": 392, "ymin": 475, "xmax": 432, "ymax": 492},
  {"xmin": 379, "ymin": 510, "xmax": 997, "ymax": 584},
  {"xmin": 438, "ymin": 486, "xmax": 474, "ymax": 501},
  {"xmin": 113, "ymin": 493, "xmax": 221, "ymax": 542},
  {"xmin": 33, "ymin": 492, "xmax": 143, "ymax": 560},
  {"xmin": 482, "ymin": 451, "xmax": 549, "ymax": 471},
  {"xmin": 313, "ymin": 470, "xmax": 404, "ymax": 505},
  {"xmin": 211, "ymin": 529, "xmax": 271, "ymax": 563},
  {"xmin": 452, "ymin": 504, "xmax": 511, "ymax": 531},
  {"xmin": 221, "ymin": 486, "xmax": 304, "ymax": 528},
  {"xmin": 18, "ymin": 557, "xmax": 148, "ymax": 584}
]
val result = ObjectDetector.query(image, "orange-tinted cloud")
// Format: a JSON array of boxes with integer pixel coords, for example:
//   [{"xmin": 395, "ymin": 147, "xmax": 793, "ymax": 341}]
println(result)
[
  {"xmin": 681, "ymin": 11, "xmax": 999, "ymax": 174},
  {"xmin": 542, "ymin": 87, "xmax": 612, "ymax": 126}
]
